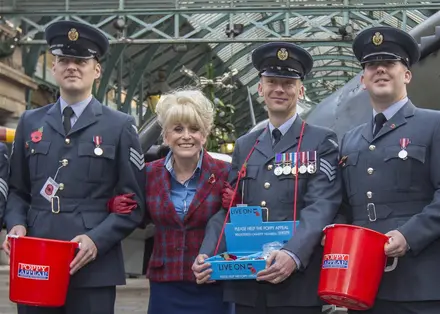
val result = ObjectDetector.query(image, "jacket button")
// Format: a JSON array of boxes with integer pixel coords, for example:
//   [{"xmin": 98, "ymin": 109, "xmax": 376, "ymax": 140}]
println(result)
[
  {"xmin": 261, "ymin": 201, "xmax": 267, "ymax": 207},
  {"xmin": 369, "ymin": 145, "xmax": 376, "ymax": 151},
  {"xmin": 264, "ymin": 182, "xmax": 271, "ymax": 189},
  {"xmin": 267, "ymin": 164, "xmax": 273, "ymax": 171},
  {"xmin": 65, "ymin": 138, "xmax": 70, "ymax": 144},
  {"xmin": 367, "ymin": 168, "xmax": 374, "ymax": 174},
  {"xmin": 31, "ymin": 149, "xmax": 35, "ymax": 154},
  {"xmin": 61, "ymin": 159, "xmax": 69, "ymax": 166},
  {"xmin": 367, "ymin": 191, "xmax": 373, "ymax": 198},
  {"xmin": 59, "ymin": 183, "xmax": 65, "ymax": 190}
]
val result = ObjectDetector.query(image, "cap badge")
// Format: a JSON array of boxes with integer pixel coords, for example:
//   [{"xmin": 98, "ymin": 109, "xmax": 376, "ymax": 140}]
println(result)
[
  {"xmin": 372, "ymin": 32, "xmax": 383, "ymax": 46},
  {"xmin": 277, "ymin": 48, "xmax": 289, "ymax": 61},
  {"xmin": 68, "ymin": 28, "xmax": 79, "ymax": 41}
]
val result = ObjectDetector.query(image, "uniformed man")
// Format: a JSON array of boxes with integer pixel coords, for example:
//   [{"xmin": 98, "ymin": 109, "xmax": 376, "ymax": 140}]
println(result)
[
  {"xmin": 338, "ymin": 26, "xmax": 440, "ymax": 313},
  {"xmin": 0, "ymin": 143, "xmax": 8, "ymax": 227},
  {"xmin": 192, "ymin": 42, "xmax": 342, "ymax": 314},
  {"xmin": 2, "ymin": 21, "xmax": 146, "ymax": 314}
]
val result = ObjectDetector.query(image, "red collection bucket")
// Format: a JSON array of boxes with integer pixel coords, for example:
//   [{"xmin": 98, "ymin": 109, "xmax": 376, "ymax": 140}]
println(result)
[
  {"xmin": 8, "ymin": 235, "xmax": 79, "ymax": 307},
  {"xmin": 317, "ymin": 224, "xmax": 397, "ymax": 311}
]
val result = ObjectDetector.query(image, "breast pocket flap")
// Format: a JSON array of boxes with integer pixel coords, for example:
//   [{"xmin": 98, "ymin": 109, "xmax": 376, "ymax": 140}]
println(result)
[
  {"xmin": 28, "ymin": 141, "xmax": 51, "ymax": 155},
  {"xmin": 384, "ymin": 144, "xmax": 426, "ymax": 163},
  {"xmin": 243, "ymin": 164, "xmax": 259, "ymax": 180},
  {"xmin": 78, "ymin": 142, "xmax": 116, "ymax": 160}
]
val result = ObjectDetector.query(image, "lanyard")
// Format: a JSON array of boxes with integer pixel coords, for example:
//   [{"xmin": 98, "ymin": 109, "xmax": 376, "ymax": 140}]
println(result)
[{"xmin": 214, "ymin": 121, "xmax": 306, "ymax": 255}]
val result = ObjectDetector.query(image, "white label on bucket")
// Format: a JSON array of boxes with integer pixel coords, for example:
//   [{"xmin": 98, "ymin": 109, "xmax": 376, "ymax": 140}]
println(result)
[
  {"xmin": 322, "ymin": 254, "xmax": 349, "ymax": 269},
  {"xmin": 17, "ymin": 263, "xmax": 50, "ymax": 280}
]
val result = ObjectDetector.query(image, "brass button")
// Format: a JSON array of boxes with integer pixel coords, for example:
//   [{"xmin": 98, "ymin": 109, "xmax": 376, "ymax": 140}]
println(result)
[
  {"xmin": 267, "ymin": 164, "xmax": 273, "ymax": 171},
  {"xmin": 61, "ymin": 159, "xmax": 69, "ymax": 166},
  {"xmin": 367, "ymin": 168, "xmax": 374, "ymax": 175},
  {"xmin": 59, "ymin": 183, "xmax": 65, "ymax": 190},
  {"xmin": 31, "ymin": 149, "xmax": 35, "ymax": 154},
  {"xmin": 65, "ymin": 138, "xmax": 70, "ymax": 144},
  {"xmin": 369, "ymin": 145, "xmax": 376, "ymax": 151},
  {"xmin": 261, "ymin": 201, "xmax": 267, "ymax": 207},
  {"xmin": 367, "ymin": 191, "xmax": 373, "ymax": 199},
  {"xmin": 264, "ymin": 182, "xmax": 271, "ymax": 189}
]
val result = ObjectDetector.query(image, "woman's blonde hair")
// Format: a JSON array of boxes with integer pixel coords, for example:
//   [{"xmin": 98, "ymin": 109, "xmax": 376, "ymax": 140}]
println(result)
[{"xmin": 155, "ymin": 87, "xmax": 215, "ymax": 136}]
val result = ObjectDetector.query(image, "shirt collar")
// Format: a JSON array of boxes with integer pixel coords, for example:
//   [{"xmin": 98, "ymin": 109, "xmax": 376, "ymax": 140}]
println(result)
[
  {"xmin": 373, "ymin": 96, "xmax": 408, "ymax": 121},
  {"xmin": 165, "ymin": 149, "xmax": 204, "ymax": 174},
  {"xmin": 268, "ymin": 113, "xmax": 297, "ymax": 136},
  {"xmin": 59, "ymin": 95, "xmax": 93, "ymax": 118}
]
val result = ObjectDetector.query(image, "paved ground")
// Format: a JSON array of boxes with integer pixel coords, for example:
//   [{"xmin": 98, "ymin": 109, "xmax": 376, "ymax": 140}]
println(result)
[{"xmin": 0, "ymin": 266, "xmax": 149, "ymax": 314}]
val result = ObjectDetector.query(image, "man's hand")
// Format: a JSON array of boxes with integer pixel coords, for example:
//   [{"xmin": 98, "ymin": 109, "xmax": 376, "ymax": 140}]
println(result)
[
  {"xmin": 321, "ymin": 235, "xmax": 326, "ymax": 246},
  {"xmin": 192, "ymin": 254, "xmax": 215, "ymax": 284},
  {"xmin": 70, "ymin": 234, "xmax": 98, "ymax": 275},
  {"xmin": 257, "ymin": 250, "xmax": 297, "ymax": 284},
  {"xmin": 2, "ymin": 225, "xmax": 27, "ymax": 256},
  {"xmin": 384, "ymin": 230, "xmax": 408, "ymax": 257}
]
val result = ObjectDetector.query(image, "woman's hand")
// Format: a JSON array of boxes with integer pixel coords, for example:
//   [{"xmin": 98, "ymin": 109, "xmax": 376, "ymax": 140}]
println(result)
[
  {"xmin": 222, "ymin": 182, "xmax": 242, "ymax": 209},
  {"xmin": 107, "ymin": 193, "xmax": 137, "ymax": 214}
]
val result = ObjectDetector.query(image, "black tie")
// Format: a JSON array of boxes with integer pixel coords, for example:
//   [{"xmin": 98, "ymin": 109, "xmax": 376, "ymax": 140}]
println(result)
[
  {"xmin": 272, "ymin": 128, "xmax": 282, "ymax": 146},
  {"xmin": 63, "ymin": 106, "xmax": 74, "ymax": 134},
  {"xmin": 373, "ymin": 113, "xmax": 387, "ymax": 137}
]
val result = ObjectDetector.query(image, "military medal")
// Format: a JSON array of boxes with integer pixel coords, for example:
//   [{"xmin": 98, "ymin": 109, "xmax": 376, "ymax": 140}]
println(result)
[
  {"xmin": 291, "ymin": 152, "xmax": 298, "ymax": 176},
  {"xmin": 398, "ymin": 138, "xmax": 410, "ymax": 159},
  {"xmin": 93, "ymin": 135, "xmax": 103, "ymax": 156},
  {"xmin": 282, "ymin": 153, "xmax": 292, "ymax": 175},
  {"xmin": 274, "ymin": 154, "xmax": 283, "ymax": 176},
  {"xmin": 307, "ymin": 151, "xmax": 317, "ymax": 174},
  {"xmin": 299, "ymin": 151, "xmax": 307, "ymax": 174}
]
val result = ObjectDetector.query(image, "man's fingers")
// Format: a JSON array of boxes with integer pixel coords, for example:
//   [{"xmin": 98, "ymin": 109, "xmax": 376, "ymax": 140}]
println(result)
[
  {"xmin": 257, "ymin": 270, "xmax": 278, "ymax": 282},
  {"xmin": 198, "ymin": 254, "xmax": 208, "ymax": 263},
  {"xmin": 265, "ymin": 251, "xmax": 277, "ymax": 268},
  {"xmin": 193, "ymin": 262, "xmax": 211, "ymax": 273},
  {"xmin": 70, "ymin": 249, "xmax": 95, "ymax": 274},
  {"xmin": 71, "ymin": 235, "xmax": 82, "ymax": 244},
  {"xmin": 196, "ymin": 273, "xmax": 213, "ymax": 284},
  {"xmin": 70, "ymin": 249, "xmax": 86, "ymax": 271},
  {"xmin": 2, "ymin": 240, "xmax": 10, "ymax": 256}
]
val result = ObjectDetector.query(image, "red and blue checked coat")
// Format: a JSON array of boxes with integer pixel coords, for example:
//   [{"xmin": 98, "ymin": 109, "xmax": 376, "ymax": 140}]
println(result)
[{"xmin": 145, "ymin": 151, "xmax": 231, "ymax": 282}]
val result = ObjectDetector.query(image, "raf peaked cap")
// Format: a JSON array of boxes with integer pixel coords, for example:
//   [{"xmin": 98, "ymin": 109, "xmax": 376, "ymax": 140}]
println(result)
[
  {"xmin": 45, "ymin": 20, "xmax": 109, "ymax": 60},
  {"xmin": 352, "ymin": 26, "xmax": 420, "ymax": 68},
  {"xmin": 252, "ymin": 42, "xmax": 313, "ymax": 80}
]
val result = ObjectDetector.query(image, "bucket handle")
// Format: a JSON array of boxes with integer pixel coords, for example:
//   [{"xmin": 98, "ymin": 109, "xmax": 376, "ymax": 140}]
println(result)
[
  {"xmin": 322, "ymin": 224, "xmax": 335, "ymax": 232},
  {"xmin": 6, "ymin": 234, "xmax": 19, "ymax": 240},
  {"xmin": 385, "ymin": 257, "xmax": 398, "ymax": 272}
]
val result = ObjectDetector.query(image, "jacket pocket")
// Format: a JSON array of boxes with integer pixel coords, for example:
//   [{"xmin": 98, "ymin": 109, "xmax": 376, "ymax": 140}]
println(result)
[
  {"xmin": 341, "ymin": 151, "xmax": 360, "ymax": 197},
  {"xmin": 77, "ymin": 142, "xmax": 116, "ymax": 183},
  {"xmin": 384, "ymin": 144, "xmax": 426, "ymax": 190},
  {"xmin": 27, "ymin": 141, "xmax": 51, "ymax": 180}
]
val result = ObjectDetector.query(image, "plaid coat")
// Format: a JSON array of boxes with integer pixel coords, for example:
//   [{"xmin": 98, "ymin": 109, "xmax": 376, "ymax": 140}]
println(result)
[{"xmin": 146, "ymin": 151, "xmax": 231, "ymax": 282}]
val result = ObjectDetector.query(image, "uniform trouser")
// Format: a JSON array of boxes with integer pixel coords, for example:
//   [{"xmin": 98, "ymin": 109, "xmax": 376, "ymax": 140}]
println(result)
[
  {"xmin": 17, "ymin": 286, "xmax": 116, "ymax": 314},
  {"xmin": 236, "ymin": 305, "xmax": 322, "ymax": 314},
  {"xmin": 234, "ymin": 283, "xmax": 322, "ymax": 314},
  {"xmin": 349, "ymin": 299, "xmax": 440, "ymax": 314}
]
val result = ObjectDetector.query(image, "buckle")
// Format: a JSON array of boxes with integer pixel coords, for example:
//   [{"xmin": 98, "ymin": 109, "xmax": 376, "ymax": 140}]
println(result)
[
  {"xmin": 367, "ymin": 203, "xmax": 377, "ymax": 222},
  {"xmin": 51, "ymin": 196, "xmax": 60, "ymax": 214}
]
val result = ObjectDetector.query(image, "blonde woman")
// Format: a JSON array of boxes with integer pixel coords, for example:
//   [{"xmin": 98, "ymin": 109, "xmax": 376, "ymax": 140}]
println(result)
[{"xmin": 108, "ymin": 88, "xmax": 233, "ymax": 314}]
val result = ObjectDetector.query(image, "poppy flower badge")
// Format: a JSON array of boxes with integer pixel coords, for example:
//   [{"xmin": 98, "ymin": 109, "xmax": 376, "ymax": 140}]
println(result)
[
  {"xmin": 31, "ymin": 127, "xmax": 43, "ymax": 143},
  {"xmin": 208, "ymin": 174, "xmax": 216, "ymax": 184}
]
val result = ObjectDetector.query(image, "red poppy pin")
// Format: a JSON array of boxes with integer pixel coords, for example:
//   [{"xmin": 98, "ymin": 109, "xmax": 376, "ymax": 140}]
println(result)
[
  {"xmin": 31, "ymin": 127, "xmax": 43, "ymax": 143},
  {"xmin": 208, "ymin": 174, "xmax": 216, "ymax": 184}
]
